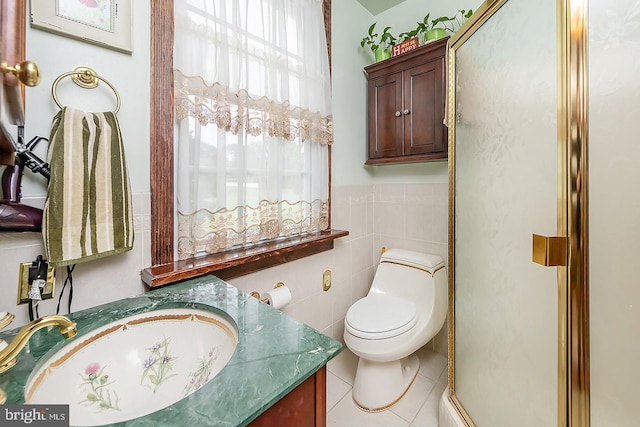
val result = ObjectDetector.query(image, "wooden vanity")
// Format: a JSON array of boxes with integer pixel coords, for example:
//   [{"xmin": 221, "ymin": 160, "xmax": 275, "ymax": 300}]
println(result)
[
  {"xmin": 0, "ymin": 276, "xmax": 341, "ymax": 427},
  {"xmin": 249, "ymin": 366, "xmax": 326, "ymax": 426}
]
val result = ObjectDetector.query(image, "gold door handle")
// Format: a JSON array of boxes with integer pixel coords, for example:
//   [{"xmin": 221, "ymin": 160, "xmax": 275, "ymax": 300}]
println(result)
[
  {"xmin": 532, "ymin": 234, "xmax": 567, "ymax": 266},
  {"xmin": 0, "ymin": 60, "xmax": 40, "ymax": 86}
]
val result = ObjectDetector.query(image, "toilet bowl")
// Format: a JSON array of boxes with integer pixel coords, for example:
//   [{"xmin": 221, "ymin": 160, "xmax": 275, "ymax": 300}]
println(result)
[{"xmin": 344, "ymin": 248, "xmax": 447, "ymax": 411}]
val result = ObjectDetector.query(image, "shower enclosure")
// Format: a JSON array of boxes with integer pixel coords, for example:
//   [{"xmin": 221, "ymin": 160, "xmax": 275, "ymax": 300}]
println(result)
[{"xmin": 447, "ymin": 0, "xmax": 640, "ymax": 426}]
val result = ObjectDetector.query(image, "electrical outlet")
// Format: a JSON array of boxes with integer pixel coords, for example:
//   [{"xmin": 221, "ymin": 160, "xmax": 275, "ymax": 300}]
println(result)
[
  {"xmin": 17, "ymin": 261, "xmax": 55, "ymax": 305},
  {"xmin": 323, "ymin": 270, "xmax": 331, "ymax": 291}
]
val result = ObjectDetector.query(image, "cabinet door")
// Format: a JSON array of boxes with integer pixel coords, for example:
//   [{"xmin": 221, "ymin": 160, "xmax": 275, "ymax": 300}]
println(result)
[
  {"xmin": 404, "ymin": 57, "xmax": 446, "ymax": 157},
  {"xmin": 368, "ymin": 71, "xmax": 403, "ymax": 159},
  {"xmin": 248, "ymin": 367, "xmax": 326, "ymax": 427}
]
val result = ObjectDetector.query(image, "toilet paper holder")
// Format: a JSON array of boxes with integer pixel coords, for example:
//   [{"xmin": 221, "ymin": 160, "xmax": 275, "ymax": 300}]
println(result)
[{"xmin": 250, "ymin": 282, "xmax": 285, "ymax": 304}]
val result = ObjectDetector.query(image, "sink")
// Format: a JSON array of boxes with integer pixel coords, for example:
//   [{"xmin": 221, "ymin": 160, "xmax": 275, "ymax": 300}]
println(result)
[{"xmin": 24, "ymin": 307, "xmax": 238, "ymax": 426}]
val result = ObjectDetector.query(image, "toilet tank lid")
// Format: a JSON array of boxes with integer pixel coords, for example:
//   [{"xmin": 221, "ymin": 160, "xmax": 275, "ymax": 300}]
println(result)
[{"xmin": 381, "ymin": 249, "xmax": 444, "ymax": 273}]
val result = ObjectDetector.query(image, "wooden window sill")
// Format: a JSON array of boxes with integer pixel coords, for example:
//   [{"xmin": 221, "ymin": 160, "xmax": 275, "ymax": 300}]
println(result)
[{"xmin": 141, "ymin": 229, "xmax": 349, "ymax": 288}]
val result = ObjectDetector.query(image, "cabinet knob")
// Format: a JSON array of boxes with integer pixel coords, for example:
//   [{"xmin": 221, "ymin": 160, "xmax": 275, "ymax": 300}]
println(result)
[
  {"xmin": 403, "ymin": 109, "xmax": 411, "ymax": 115},
  {"xmin": 395, "ymin": 111, "xmax": 402, "ymax": 117}
]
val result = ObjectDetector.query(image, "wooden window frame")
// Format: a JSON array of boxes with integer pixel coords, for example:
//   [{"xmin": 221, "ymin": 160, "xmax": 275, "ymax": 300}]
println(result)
[{"xmin": 144, "ymin": 0, "xmax": 343, "ymax": 287}]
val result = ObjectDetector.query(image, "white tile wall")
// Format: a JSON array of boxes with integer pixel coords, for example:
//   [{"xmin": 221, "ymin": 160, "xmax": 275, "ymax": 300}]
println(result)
[
  {"xmin": 230, "ymin": 183, "xmax": 450, "ymax": 357},
  {"xmin": 0, "ymin": 193, "xmax": 151, "ymax": 327},
  {"xmin": 1, "ymin": 184, "xmax": 449, "ymax": 358}
]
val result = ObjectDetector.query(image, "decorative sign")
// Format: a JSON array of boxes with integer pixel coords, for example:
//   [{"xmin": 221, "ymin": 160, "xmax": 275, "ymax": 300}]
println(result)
[{"xmin": 392, "ymin": 37, "xmax": 419, "ymax": 57}]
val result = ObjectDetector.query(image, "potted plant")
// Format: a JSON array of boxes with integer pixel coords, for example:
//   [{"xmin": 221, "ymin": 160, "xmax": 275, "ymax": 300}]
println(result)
[
  {"xmin": 361, "ymin": 23, "xmax": 397, "ymax": 62},
  {"xmin": 415, "ymin": 9, "xmax": 474, "ymax": 42},
  {"xmin": 414, "ymin": 13, "xmax": 452, "ymax": 42},
  {"xmin": 397, "ymin": 28, "xmax": 420, "ymax": 43},
  {"xmin": 455, "ymin": 9, "xmax": 474, "ymax": 28}
]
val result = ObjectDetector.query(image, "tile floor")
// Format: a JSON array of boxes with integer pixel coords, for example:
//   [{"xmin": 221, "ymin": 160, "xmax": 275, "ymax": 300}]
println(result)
[{"xmin": 326, "ymin": 345, "xmax": 448, "ymax": 427}]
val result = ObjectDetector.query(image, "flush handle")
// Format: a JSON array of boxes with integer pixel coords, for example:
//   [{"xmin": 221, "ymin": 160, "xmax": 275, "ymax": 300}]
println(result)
[{"xmin": 532, "ymin": 234, "xmax": 567, "ymax": 267}]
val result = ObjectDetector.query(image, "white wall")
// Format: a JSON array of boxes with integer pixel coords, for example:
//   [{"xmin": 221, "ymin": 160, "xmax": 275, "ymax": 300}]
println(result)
[
  {"xmin": 23, "ymin": 1, "xmax": 150, "ymax": 195},
  {"xmin": 330, "ymin": 0, "xmax": 373, "ymax": 187}
]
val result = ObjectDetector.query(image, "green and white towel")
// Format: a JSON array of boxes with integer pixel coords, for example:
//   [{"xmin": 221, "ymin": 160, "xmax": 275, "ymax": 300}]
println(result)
[{"xmin": 43, "ymin": 107, "xmax": 134, "ymax": 266}]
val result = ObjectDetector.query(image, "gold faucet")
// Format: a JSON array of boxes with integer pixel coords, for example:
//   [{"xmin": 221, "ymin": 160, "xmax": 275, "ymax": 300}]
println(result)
[
  {"xmin": 0, "ymin": 313, "xmax": 77, "ymax": 376},
  {"xmin": 0, "ymin": 312, "xmax": 15, "ymax": 404}
]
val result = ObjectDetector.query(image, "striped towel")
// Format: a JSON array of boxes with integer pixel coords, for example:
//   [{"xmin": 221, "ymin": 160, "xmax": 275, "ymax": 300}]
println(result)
[{"xmin": 43, "ymin": 107, "xmax": 134, "ymax": 266}]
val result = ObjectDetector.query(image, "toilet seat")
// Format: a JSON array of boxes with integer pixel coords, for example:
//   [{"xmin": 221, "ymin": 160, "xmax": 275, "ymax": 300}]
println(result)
[{"xmin": 345, "ymin": 294, "xmax": 418, "ymax": 339}]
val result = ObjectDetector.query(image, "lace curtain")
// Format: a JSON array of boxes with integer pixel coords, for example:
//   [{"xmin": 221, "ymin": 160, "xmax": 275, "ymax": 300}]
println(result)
[{"xmin": 174, "ymin": 0, "xmax": 332, "ymax": 259}]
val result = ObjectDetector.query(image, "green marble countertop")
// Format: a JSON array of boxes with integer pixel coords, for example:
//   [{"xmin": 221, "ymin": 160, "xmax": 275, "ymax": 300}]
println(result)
[{"xmin": 0, "ymin": 275, "xmax": 342, "ymax": 426}]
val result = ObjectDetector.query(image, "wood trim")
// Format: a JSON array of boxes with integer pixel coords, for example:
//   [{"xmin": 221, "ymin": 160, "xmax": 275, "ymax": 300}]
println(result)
[
  {"xmin": 142, "ymin": 229, "xmax": 349, "ymax": 287},
  {"xmin": 315, "ymin": 365, "xmax": 327, "ymax": 426},
  {"xmin": 150, "ymin": 0, "xmax": 174, "ymax": 266},
  {"xmin": 364, "ymin": 37, "xmax": 449, "ymax": 77},
  {"xmin": 2, "ymin": 0, "xmax": 26, "ymax": 98},
  {"xmin": 0, "ymin": 0, "xmax": 25, "ymax": 165},
  {"xmin": 365, "ymin": 153, "xmax": 447, "ymax": 165},
  {"xmin": 322, "ymin": 0, "xmax": 331, "ymax": 72}
]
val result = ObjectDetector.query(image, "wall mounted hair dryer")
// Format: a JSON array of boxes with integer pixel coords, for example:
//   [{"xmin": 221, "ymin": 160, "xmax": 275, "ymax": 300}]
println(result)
[{"xmin": 0, "ymin": 123, "xmax": 50, "ymax": 232}]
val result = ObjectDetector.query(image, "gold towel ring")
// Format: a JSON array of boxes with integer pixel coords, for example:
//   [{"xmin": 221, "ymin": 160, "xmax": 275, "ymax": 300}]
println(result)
[{"xmin": 51, "ymin": 66, "xmax": 121, "ymax": 114}]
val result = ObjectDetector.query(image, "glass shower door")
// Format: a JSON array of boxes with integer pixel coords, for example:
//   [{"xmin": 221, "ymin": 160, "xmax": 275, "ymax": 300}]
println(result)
[
  {"xmin": 589, "ymin": 1, "xmax": 640, "ymax": 426},
  {"xmin": 451, "ymin": 0, "xmax": 559, "ymax": 425}
]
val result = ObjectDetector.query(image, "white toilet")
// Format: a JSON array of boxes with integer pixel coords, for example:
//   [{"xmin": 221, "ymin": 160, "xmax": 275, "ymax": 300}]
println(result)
[{"xmin": 343, "ymin": 248, "xmax": 447, "ymax": 412}]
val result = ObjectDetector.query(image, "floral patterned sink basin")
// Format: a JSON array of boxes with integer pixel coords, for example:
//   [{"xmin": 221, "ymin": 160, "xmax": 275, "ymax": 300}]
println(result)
[{"xmin": 24, "ymin": 308, "xmax": 238, "ymax": 426}]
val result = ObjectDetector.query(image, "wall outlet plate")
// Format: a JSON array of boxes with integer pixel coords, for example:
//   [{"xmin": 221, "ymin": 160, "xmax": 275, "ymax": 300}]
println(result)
[
  {"xmin": 17, "ymin": 262, "xmax": 55, "ymax": 305},
  {"xmin": 323, "ymin": 270, "xmax": 331, "ymax": 291}
]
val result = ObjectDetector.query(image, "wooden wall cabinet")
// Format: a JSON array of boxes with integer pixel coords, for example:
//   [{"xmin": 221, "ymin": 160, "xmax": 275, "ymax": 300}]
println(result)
[{"xmin": 364, "ymin": 37, "xmax": 449, "ymax": 165}]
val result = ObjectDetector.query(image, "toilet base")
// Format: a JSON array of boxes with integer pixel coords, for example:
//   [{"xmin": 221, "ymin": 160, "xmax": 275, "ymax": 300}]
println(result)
[{"xmin": 352, "ymin": 353, "xmax": 420, "ymax": 412}]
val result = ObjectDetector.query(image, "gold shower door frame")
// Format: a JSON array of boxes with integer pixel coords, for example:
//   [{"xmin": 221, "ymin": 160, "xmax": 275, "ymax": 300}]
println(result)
[{"xmin": 446, "ymin": 0, "xmax": 589, "ymax": 426}]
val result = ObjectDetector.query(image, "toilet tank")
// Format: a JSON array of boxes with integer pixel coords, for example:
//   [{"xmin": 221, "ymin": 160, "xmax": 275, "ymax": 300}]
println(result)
[{"xmin": 369, "ymin": 249, "xmax": 447, "ymax": 307}]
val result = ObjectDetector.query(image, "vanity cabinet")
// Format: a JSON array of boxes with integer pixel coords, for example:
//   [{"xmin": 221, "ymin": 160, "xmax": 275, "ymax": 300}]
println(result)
[
  {"xmin": 0, "ymin": 275, "xmax": 340, "ymax": 427},
  {"xmin": 365, "ymin": 37, "xmax": 449, "ymax": 165},
  {"xmin": 249, "ymin": 366, "xmax": 326, "ymax": 426}
]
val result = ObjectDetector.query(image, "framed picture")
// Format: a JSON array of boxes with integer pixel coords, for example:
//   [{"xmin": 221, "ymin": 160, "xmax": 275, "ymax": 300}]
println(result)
[{"xmin": 30, "ymin": 0, "xmax": 132, "ymax": 54}]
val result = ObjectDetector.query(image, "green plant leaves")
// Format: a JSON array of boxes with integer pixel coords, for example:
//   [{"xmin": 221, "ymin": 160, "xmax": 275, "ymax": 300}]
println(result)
[
  {"xmin": 368, "ymin": 23, "xmax": 377, "ymax": 37},
  {"xmin": 360, "ymin": 8, "xmax": 474, "ymax": 56}
]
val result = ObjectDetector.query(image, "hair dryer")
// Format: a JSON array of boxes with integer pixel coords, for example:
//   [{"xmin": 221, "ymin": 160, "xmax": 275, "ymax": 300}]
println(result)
[{"xmin": 0, "ymin": 124, "xmax": 50, "ymax": 232}]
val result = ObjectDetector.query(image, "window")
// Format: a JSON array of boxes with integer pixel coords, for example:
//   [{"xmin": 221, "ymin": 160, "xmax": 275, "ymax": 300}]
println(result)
[
  {"xmin": 144, "ymin": 0, "xmax": 341, "ymax": 286},
  {"xmin": 174, "ymin": 0, "xmax": 333, "ymax": 259}
]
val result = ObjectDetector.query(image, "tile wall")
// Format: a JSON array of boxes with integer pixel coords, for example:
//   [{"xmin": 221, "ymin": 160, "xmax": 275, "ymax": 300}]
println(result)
[
  {"xmin": 230, "ymin": 182, "xmax": 450, "ymax": 357},
  {"xmin": 0, "ymin": 184, "xmax": 449, "ymax": 357},
  {"xmin": 0, "ymin": 193, "xmax": 151, "ymax": 326}
]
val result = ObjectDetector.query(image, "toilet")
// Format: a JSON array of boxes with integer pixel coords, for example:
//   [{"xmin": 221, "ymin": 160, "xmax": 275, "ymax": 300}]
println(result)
[{"xmin": 343, "ymin": 248, "xmax": 447, "ymax": 412}]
